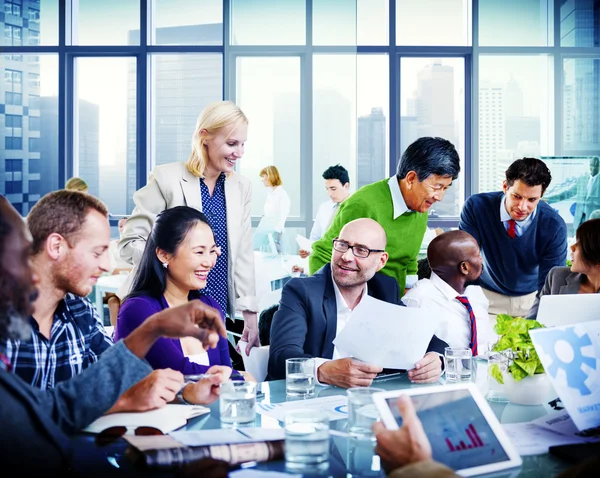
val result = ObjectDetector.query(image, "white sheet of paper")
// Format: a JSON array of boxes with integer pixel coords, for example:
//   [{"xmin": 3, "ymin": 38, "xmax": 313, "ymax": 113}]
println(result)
[
  {"xmin": 83, "ymin": 404, "xmax": 210, "ymax": 434},
  {"xmin": 502, "ymin": 422, "xmax": 590, "ymax": 456},
  {"xmin": 256, "ymin": 396, "xmax": 348, "ymax": 422},
  {"xmin": 333, "ymin": 296, "xmax": 440, "ymax": 369},
  {"xmin": 170, "ymin": 427, "xmax": 285, "ymax": 447},
  {"xmin": 295, "ymin": 234, "xmax": 313, "ymax": 252},
  {"xmin": 531, "ymin": 410, "xmax": 600, "ymax": 441}
]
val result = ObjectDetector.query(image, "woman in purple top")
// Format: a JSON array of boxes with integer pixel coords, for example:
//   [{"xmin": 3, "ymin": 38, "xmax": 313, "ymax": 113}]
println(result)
[{"xmin": 115, "ymin": 206, "xmax": 243, "ymax": 377}]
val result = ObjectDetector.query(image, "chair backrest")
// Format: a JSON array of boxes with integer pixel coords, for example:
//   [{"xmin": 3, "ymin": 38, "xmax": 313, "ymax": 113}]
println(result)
[{"xmin": 237, "ymin": 340, "xmax": 270, "ymax": 382}]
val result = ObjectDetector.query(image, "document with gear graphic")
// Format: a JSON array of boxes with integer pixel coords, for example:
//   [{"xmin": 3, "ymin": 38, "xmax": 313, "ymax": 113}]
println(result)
[{"xmin": 530, "ymin": 321, "xmax": 600, "ymax": 432}]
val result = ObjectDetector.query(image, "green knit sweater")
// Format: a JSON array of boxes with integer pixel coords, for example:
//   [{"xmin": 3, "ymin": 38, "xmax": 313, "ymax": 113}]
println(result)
[{"xmin": 308, "ymin": 178, "xmax": 428, "ymax": 292}]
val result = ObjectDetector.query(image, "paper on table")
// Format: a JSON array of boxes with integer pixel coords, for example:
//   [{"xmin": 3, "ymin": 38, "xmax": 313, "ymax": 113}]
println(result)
[
  {"xmin": 531, "ymin": 410, "xmax": 600, "ymax": 441},
  {"xmin": 170, "ymin": 427, "xmax": 285, "ymax": 447},
  {"xmin": 83, "ymin": 404, "xmax": 210, "ymax": 434},
  {"xmin": 502, "ymin": 422, "xmax": 590, "ymax": 456},
  {"xmin": 333, "ymin": 296, "xmax": 440, "ymax": 369},
  {"xmin": 256, "ymin": 396, "xmax": 348, "ymax": 422},
  {"xmin": 295, "ymin": 234, "xmax": 313, "ymax": 252}
]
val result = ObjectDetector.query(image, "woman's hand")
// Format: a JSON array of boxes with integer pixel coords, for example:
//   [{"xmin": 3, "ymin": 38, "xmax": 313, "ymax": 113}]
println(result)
[{"xmin": 182, "ymin": 366, "xmax": 232, "ymax": 405}]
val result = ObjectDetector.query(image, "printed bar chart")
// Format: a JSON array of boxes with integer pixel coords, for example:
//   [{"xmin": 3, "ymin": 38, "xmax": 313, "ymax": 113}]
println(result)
[{"xmin": 445, "ymin": 424, "xmax": 484, "ymax": 452}]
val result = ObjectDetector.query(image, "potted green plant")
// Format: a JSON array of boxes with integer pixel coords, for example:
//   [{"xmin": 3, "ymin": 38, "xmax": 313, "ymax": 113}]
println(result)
[{"xmin": 489, "ymin": 314, "xmax": 554, "ymax": 405}]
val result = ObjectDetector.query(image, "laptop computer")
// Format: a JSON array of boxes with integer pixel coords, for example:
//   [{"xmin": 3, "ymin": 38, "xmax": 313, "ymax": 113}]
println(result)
[{"xmin": 536, "ymin": 294, "xmax": 600, "ymax": 327}]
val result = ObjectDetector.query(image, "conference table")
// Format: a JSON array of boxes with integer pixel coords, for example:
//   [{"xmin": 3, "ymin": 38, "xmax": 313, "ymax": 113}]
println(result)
[{"xmin": 72, "ymin": 359, "xmax": 571, "ymax": 477}]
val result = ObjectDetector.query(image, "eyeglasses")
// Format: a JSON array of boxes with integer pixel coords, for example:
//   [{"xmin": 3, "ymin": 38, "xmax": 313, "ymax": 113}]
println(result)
[
  {"xmin": 332, "ymin": 239, "xmax": 384, "ymax": 259},
  {"xmin": 95, "ymin": 426, "xmax": 163, "ymax": 447}
]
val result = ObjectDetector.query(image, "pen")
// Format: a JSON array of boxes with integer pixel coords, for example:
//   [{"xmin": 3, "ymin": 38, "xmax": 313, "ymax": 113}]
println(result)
[{"xmin": 184, "ymin": 373, "xmax": 217, "ymax": 382}]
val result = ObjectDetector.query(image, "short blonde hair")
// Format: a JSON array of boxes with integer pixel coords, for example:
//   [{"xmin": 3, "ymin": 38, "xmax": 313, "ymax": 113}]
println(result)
[
  {"xmin": 64, "ymin": 177, "xmax": 88, "ymax": 193},
  {"xmin": 259, "ymin": 165, "xmax": 283, "ymax": 187},
  {"xmin": 187, "ymin": 100, "xmax": 248, "ymax": 178}
]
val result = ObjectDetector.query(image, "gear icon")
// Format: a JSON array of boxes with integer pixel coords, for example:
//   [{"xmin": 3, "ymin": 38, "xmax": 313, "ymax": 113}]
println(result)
[{"xmin": 533, "ymin": 327, "xmax": 596, "ymax": 396}]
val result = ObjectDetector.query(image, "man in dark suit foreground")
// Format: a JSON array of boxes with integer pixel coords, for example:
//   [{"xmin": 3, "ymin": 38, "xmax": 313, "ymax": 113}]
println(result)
[{"xmin": 268, "ymin": 218, "xmax": 447, "ymax": 388}]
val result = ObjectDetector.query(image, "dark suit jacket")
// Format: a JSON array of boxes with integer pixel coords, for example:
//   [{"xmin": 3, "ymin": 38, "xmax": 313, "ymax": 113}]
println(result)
[
  {"xmin": 0, "ymin": 341, "xmax": 151, "ymax": 474},
  {"xmin": 267, "ymin": 264, "xmax": 448, "ymax": 380}
]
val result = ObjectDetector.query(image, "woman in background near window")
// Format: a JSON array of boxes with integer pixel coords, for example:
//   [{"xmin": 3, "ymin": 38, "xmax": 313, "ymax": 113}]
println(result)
[
  {"xmin": 253, "ymin": 165, "xmax": 291, "ymax": 253},
  {"xmin": 527, "ymin": 218, "xmax": 600, "ymax": 319},
  {"xmin": 115, "ymin": 206, "xmax": 252, "ymax": 380},
  {"xmin": 118, "ymin": 101, "xmax": 260, "ymax": 354},
  {"xmin": 64, "ymin": 177, "xmax": 88, "ymax": 194}
]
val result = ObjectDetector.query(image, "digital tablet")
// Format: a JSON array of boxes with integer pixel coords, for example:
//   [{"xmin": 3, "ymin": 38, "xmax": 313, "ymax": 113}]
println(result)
[{"xmin": 372, "ymin": 383, "xmax": 522, "ymax": 477}]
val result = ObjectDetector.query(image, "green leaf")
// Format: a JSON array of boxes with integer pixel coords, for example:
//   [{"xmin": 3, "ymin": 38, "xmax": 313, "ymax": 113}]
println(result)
[
  {"xmin": 514, "ymin": 357, "xmax": 537, "ymax": 376},
  {"xmin": 509, "ymin": 363, "xmax": 529, "ymax": 381},
  {"xmin": 489, "ymin": 363, "xmax": 504, "ymax": 384}
]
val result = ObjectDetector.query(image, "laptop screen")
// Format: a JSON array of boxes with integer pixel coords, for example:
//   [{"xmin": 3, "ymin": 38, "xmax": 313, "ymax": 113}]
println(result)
[{"xmin": 386, "ymin": 388, "xmax": 510, "ymax": 470}]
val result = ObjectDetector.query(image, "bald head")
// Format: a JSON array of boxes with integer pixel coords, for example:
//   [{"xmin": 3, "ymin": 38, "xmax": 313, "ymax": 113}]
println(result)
[{"xmin": 338, "ymin": 218, "xmax": 387, "ymax": 251}]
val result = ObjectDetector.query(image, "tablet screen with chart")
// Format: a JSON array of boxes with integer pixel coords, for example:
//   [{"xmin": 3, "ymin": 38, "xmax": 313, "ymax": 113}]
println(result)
[{"xmin": 385, "ymin": 388, "xmax": 510, "ymax": 470}]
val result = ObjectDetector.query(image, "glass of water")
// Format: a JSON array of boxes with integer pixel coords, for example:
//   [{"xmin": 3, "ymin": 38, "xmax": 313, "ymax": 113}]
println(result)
[
  {"xmin": 286, "ymin": 358, "xmax": 315, "ymax": 397},
  {"xmin": 347, "ymin": 387, "xmax": 384, "ymax": 439},
  {"xmin": 285, "ymin": 409, "xmax": 330, "ymax": 473},
  {"xmin": 219, "ymin": 380, "xmax": 257, "ymax": 425},
  {"xmin": 445, "ymin": 347, "xmax": 473, "ymax": 382},
  {"xmin": 486, "ymin": 351, "xmax": 509, "ymax": 402}
]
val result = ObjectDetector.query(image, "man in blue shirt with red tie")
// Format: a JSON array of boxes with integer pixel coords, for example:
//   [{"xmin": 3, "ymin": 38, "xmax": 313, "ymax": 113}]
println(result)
[{"xmin": 459, "ymin": 158, "xmax": 567, "ymax": 319}]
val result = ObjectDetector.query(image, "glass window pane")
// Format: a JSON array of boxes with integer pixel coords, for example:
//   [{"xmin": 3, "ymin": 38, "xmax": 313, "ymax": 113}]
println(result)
[
  {"xmin": 396, "ymin": 0, "xmax": 470, "ymax": 46},
  {"xmin": 313, "ymin": 55, "xmax": 356, "ymax": 217},
  {"xmin": 1, "ymin": 54, "xmax": 58, "ymax": 215},
  {"xmin": 561, "ymin": 0, "xmax": 600, "ymax": 46},
  {"xmin": 235, "ymin": 56, "xmax": 301, "ymax": 219},
  {"xmin": 358, "ymin": 0, "xmax": 388, "ymax": 45},
  {"xmin": 357, "ymin": 55, "xmax": 389, "ymax": 190},
  {"xmin": 75, "ymin": 57, "xmax": 135, "ymax": 216},
  {"xmin": 563, "ymin": 58, "xmax": 600, "ymax": 151},
  {"xmin": 150, "ymin": 53, "xmax": 222, "ymax": 171},
  {"xmin": 479, "ymin": 0, "xmax": 551, "ymax": 46},
  {"xmin": 73, "ymin": 0, "xmax": 140, "ymax": 45},
  {"xmin": 230, "ymin": 0, "xmax": 305, "ymax": 45},
  {"xmin": 478, "ymin": 55, "xmax": 554, "ymax": 193},
  {"xmin": 313, "ymin": 0, "xmax": 356, "ymax": 46},
  {"xmin": 2, "ymin": 0, "xmax": 57, "ymax": 46},
  {"xmin": 401, "ymin": 58, "xmax": 465, "ymax": 217},
  {"xmin": 151, "ymin": 0, "xmax": 223, "ymax": 45}
]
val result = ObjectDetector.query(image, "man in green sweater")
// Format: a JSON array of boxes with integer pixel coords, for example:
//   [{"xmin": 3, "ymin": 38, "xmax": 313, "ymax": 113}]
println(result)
[{"xmin": 309, "ymin": 137, "xmax": 460, "ymax": 292}]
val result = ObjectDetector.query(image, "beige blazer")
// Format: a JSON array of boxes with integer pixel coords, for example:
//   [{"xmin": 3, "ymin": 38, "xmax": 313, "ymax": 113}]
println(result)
[{"xmin": 118, "ymin": 161, "xmax": 258, "ymax": 314}]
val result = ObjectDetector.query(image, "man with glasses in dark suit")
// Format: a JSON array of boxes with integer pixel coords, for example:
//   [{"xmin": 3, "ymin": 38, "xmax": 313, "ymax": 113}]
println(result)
[{"xmin": 268, "ymin": 218, "xmax": 447, "ymax": 388}]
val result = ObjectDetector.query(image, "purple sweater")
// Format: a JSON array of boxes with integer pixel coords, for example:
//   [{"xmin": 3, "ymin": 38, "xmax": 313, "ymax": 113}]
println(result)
[{"xmin": 114, "ymin": 293, "xmax": 231, "ymax": 374}]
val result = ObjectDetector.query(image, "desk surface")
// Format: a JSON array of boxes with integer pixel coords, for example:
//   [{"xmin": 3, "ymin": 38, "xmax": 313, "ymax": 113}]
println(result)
[{"xmin": 74, "ymin": 361, "xmax": 570, "ymax": 477}]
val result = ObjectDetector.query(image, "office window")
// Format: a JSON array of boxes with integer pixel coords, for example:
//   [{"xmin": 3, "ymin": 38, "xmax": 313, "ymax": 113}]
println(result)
[
  {"xmin": 29, "ymin": 30, "xmax": 40, "ymax": 46},
  {"xmin": 29, "ymin": 116, "xmax": 41, "ymax": 131},
  {"xmin": 357, "ymin": 0, "xmax": 388, "ymax": 45},
  {"xmin": 401, "ymin": 57, "xmax": 465, "ymax": 217},
  {"xmin": 5, "ymin": 137, "xmax": 23, "ymax": 150},
  {"xmin": 313, "ymin": 0, "xmax": 357, "ymax": 46},
  {"xmin": 230, "ymin": 0, "xmax": 305, "ymax": 45},
  {"xmin": 28, "ymin": 137, "xmax": 41, "ymax": 152},
  {"xmin": 28, "ymin": 72, "xmax": 40, "ymax": 89},
  {"xmin": 235, "ymin": 56, "xmax": 301, "ymax": 218},
  {"xmin": 4, "ymin": 24, "xmax": 22, "ymax": 46},
  {"xmin": 72, "ymin": 0, "xmax": 140, "ymax": 45},
  {"xmin": 75, "ymin": 57, "xmax": 136, "ymax": 215},
  {"xmin": 150, "ymin": 53, "xmax": 222, "ymax": 173},
  {"xmin": 563, "ymin": 58, "xmax": 600, "ymax": 152},
  {"xmin": 561, "ymin": 0, "xmax": 600, "ymax": 47},
  {"xmin": 5, "ymin": 159, "xmax": 23, "ymax": 194},
  {"xmin": 478, "ymin": 55, "xmax": 553, "ymax": 193},
  {"xmin": 479, "ymin": 0, "xmax": 552, "ymax": 46},
  {"xmin": 151, "ymin": 0, "xmax": 223, "ymax": 45},
  {"xmin": 396, "ymin": 0, "xmax": 470, "ymax": 46}
]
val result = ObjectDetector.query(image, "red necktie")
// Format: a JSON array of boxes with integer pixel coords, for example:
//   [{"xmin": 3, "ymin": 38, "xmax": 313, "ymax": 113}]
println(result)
[
  {"xmin": 507, "ymin": 219, "xmax": 517, "ymax": 239},
  {"xmin": 456, "ymin": 296, "xmax": 478, "ymax": 356}
]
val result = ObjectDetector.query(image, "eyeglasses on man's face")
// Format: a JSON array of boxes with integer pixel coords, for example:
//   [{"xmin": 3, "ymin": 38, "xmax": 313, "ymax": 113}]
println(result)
[{"xmin": 332, "ymin": 239, "xmax": 384, "ymax": 259}]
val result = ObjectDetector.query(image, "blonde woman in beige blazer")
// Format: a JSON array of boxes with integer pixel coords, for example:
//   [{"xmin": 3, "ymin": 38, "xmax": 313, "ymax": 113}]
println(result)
[{"xmin": 118, "ymin": 101, "xmax": 260, "ymax": 353}]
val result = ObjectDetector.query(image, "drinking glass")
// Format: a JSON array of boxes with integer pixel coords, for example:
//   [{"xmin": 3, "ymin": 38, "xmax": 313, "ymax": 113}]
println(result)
[
  {"xmin": 286, "ymin": 358, "xmax": 315, "ymax": 397},
  {"xmin": 219, "ymin": 381, "xmax": 256, "ymax": 425},
  {"xmin": 445, "ymin": 347, "xmax": 473, "ymax": 382},
  {"xmin": 346, "ymin": 387, "xmax": 384, "ymax": 439},
  {"xmin": 285, "ymin": 409, "xmax": 330, "ymax": 473},
  {"xmin": 486, "ymin": 351, "xmax": 509, "ymax": 402}
]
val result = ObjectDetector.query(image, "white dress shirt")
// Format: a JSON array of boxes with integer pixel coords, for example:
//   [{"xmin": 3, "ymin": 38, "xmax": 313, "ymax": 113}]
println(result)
[
  {"xmin": 314, "ymin": 273, "xmax": 368, "ymax": 383},
  {"xmin": 388, "ymin": 176, "xmax": 410, "ymax": 219},
  {"xmin": 309, "ymin": 200, "xmax": 339, "ymax": 242},
  {"xmin": 402, "ymin": 272, "xmax": 493, "ymax": 353},
  {"xmin": 499, "ymin": 194, "xmax": 536, "ymax": 237},
  {"xmin": 262, "ymin": 186, "xmax": 291, "ymax": 233}
]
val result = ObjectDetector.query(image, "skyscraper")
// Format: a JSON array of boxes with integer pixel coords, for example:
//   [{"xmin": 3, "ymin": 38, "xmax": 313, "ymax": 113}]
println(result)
[{"xmin": 357, "ymin": 107, "xmax": 386, "ymax": 190}]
